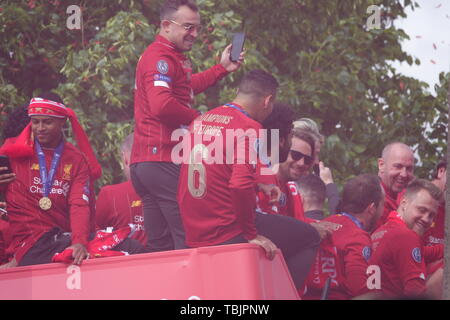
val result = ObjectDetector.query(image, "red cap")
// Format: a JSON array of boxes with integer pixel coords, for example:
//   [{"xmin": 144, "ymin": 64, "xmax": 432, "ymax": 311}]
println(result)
[{"xmin": 0, "ymin": 98, "xmax": 102, "ymax": 181}]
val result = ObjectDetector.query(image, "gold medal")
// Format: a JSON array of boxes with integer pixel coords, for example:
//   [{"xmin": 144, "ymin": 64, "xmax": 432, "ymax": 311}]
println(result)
[{"xmin": 39, "ymin": 197, "xmax": 52, "ymax": 211}]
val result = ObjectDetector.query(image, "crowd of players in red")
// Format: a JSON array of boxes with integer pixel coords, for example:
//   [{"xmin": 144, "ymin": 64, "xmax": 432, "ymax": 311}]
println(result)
[{"xmin": 0, "ymin": 0, "xmax": 446, "ymax": 300}]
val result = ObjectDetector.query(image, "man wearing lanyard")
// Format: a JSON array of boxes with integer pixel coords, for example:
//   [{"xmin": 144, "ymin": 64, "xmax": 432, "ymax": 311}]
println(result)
[
  {"xmin": 369, "ymin": 179, "xmax": 443, "ymax": 299},
  {"xmin": 0, "ymin": 98, "xmax": 101, "ymax": 266},
  {"xmin": 130, "ymin": 0, "xmax": 244, "ymax": 252},
  {"xmin": 303, "ymin": 174, "xmax": 385, "ymax": 300},
  {"xmin": 178, "ymin": 70, "xmax": 321, "ymax": 291}
]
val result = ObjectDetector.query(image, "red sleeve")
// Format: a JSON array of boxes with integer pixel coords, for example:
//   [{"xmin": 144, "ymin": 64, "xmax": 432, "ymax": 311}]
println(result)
[
  {"xmin": 143, "ymin": 55, "xmax": 199, "ymax": 127},
  {"xmin": 230, "ymin": 187, "xmax": 257, "ymax": 240},
  {"xmin": 229, "ymin": 163, "xmax": 257, "ymax": 240},
  {"xmin": 287, "ymin": 183, "xmax": 306, "ymax": 221},
  {"xmin": 342, "ymin": 235, "xmax": 372, "ymax": 297},
  {"xmin": 191, "ymin": 64, "xmax": 229, "ymax": 95},
  {"xmin": 393, "ymin": 233, "xmax": 427, "ymax": 297},
  {"xmin": 423, "ymin": 244, "xmax": 444, "ymax": 264},
  {"xmin": 95, "ymin": 186, "xmax": 115, "ymax": 230},
  {"xmin": 68, "ymin": 156, "xmax": 91, "ymax": 246},
  {"xmin": 228, "ymin": 130, "xmax": 258, "ymax": 240}
]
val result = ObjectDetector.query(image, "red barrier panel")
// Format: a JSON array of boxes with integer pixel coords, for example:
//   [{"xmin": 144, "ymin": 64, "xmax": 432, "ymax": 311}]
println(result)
[{"xmin": 0, "ymin": 244, "xmax": 299, "ymax": 300}]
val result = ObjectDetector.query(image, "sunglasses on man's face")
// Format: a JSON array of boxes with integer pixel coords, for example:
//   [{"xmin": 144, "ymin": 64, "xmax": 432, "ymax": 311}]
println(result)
[
  {"xmin": 168, "ymin": 19, "xmax": 202, "ymax": 33},
  {"xmin": 289, "ymin": 150, "xmax": 313, "ymax": 165}
]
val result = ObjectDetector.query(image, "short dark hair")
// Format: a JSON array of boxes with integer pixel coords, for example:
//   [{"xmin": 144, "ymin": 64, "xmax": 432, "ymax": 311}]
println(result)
[
  {"xmin": 2, "ymin": 91, "xmax": 65, "ymax": 140},
  {"xmin": 238, "ymin": 69, "xmax": 279, "ymax": 99},
  {"xmin": 404, "ymin": 178, "xmax": 442, "ymax": 203},
  {"xmin": 297, "ymin": 174, "xmax": 326, "ymax": 207},
  {"xmin": 433, "ymin": 158, "xmax": 446, "ymax": 179},
  {"xmin": 339, "ymin": 174, "xmax": 383, "ymax": 215},
  {"xmin": 160, "ymin": 0, "xmax": 199, "ymax": 20},
  {"xmin": 291, "ymin": 128, "xmax": 316, "ymax": 158},
  {"xmin": 262, "ymin": 102, "xmax": 294, "ymax": 145},
  {"xmin": 36, "ymin": 91, "xmax": 65, "ymax": 104}
]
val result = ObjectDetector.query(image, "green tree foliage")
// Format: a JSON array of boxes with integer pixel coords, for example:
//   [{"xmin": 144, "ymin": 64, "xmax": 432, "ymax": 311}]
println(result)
[{"xmin": 0, "ymin": 0, "xmax": 447, "ymax": 190}]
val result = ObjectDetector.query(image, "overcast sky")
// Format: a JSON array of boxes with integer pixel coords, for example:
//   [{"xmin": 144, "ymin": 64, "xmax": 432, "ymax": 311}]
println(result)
[{"xmin": 391, "ymin": 0, "xmax": 450, "ymax": 94}]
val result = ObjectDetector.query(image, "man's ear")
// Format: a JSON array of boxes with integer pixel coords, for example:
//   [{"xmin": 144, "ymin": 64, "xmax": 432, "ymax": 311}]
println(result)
[
  {"xmin": 161, "ymin": 20, "xmax": 171, "ymax": 32},
  {"xmin": 378, "ymin": 158, "xmax": 384, "ymax": 174},
  {"xmin": 437, "ymin": 167, "xmax": 446, "ymax": 180},
  {"xmin": 58, "ymin": 118, "xmax": 68, "ymax": 131},
  {"xmin": 363, "ymin": 202, "xmax": 376, "ymax": 217},
  {"xmin": 398, "ymin": 197, "xmax": 407, "ymax": 215},
  {"xmin": 264, "ymin": 94, "xmax": 274, "ymax": 108}
]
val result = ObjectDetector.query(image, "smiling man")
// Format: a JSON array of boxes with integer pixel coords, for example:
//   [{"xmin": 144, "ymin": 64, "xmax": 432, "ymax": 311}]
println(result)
[
  {"xmin": 131, "ymin": 0, "xmax": 243, "ymax": 252},
  {"xmin": 0, "ymin": 97, "xmax": 101, "ymax": 266},
  {"xmin": 278, "ymin": 130, "xmax": 316, "ymax": 184},
  {"xmin": 369, "ymin": 179, "xmax": 442, "ymax": 298},
  {"xmin": 376, "ymin": 142, "xmax": 415, "ymax": 228}
]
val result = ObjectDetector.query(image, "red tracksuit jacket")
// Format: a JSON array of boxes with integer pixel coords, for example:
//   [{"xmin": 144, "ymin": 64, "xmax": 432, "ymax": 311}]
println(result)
[
  {"xmin": 5, "ymin": 142, "xmax": 91, "ymax": 263},
  {"xmin": 131, "ymin": 35, "xmax": 229, "ymax": 164}
]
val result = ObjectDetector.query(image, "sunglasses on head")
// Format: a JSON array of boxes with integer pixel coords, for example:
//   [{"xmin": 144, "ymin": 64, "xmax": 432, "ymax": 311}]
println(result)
[{"xmin": 290, "ymin": 150, "xmax": 313, "ymax": 165}]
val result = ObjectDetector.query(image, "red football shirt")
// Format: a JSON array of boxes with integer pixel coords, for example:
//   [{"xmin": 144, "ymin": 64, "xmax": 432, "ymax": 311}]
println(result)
[
  {"xmin": 304, "ymin": 214, "xmax": 372, "ymax": 300},
  {"xmin": 374, "ymin": 182, "xmax": 401, "ymax": 229},
  {"xmin": 95, "ymin": 180, "xmax": 147, "ymax": 246},
  {"xmin": 256, "ymin": 170, "xmax": 305, "ymax": 221},
  {"xmin": 178, "ymin": 104, "xmax": 262, "ymax": 247},
  {"xmin": 369, "ymin": 211, "xmax": 427, "ymax": 298},
  {"xmin": 5, "ymin": 142, "xmax": 91, "ymax": 263},
  {"xmin": 131, "ymin": 35, "xmax": 229, "ymax": 164},
  {"xmin": 255, "ymin": 168, "xmax": 290, "ymax": 216}
]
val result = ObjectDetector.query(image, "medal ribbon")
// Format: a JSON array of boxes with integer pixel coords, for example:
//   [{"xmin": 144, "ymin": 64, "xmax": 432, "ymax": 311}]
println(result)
[
  {"xmin": 35, "ymin": 140, "xmax": 64, "ymax": 198},
  {"xmin": 341, "ymin": 212, "xmax": 364, "ymax": 230},
  {"xmin": 225, "ymin": 103, "xmax": 251, "ymax": 119}
]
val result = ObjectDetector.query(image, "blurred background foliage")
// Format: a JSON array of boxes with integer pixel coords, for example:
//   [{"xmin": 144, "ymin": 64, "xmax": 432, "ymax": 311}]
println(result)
[{"xmin": 0, "ymin": 0, "xmax": 448, "ymax": 192}]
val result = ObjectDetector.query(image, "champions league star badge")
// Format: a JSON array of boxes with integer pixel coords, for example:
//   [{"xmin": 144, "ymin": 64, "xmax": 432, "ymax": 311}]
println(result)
[
  {"xmin": 412, "ymin": 247, "xmax": 422, "ymax": 263},
  {"xmin": 362, "ymin": 246, "xmax": 371, "ymax": 261},
  {"xmin": 156, "ymin": 60, "xmax": 169, "ymax": 74}
]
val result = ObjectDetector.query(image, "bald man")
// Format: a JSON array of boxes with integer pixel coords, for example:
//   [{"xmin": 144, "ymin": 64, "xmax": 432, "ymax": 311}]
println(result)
[{"xmin": 376, "ymin": 142, "xmax": 415, "ymax": 228}]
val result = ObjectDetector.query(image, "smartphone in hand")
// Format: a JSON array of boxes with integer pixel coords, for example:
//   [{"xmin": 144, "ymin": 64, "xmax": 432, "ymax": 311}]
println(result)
[
  {"xmin": 230, "ymin": 32, "xmax": 245, "ymax": 62},
  {"xmin": 0, "ymin": 155, "xmax": 12, "ymax": 174}
]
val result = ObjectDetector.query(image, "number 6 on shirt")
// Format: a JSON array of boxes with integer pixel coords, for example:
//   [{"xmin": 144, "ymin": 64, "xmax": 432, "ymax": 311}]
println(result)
[{"xmin": 187, "ymin": 144, "xmax": 209, "ymax": 198}]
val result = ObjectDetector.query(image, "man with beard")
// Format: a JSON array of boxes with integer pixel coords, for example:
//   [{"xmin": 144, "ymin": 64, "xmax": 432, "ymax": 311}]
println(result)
[
  {"xmin": 256, "ymin": 126, "xmax": 336, "ymax": 241},
  {"xmin": 131, "ymin": 0, "xmax": 244, "ymax": 252},
  {"xmin": 257, "ymin": 128, "xmax": 316, "ymax": 220}
]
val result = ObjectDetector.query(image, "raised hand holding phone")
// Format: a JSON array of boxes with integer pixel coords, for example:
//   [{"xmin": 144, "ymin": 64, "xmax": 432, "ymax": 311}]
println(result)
[
  {"xmin": 220, "ymin": 32, "xmax": 245, "ymax": 72},
  {"xmin": 0, "ymin": 155, "xmax": 15, "ymax": 185},
  {"xmin": 230, "ymin": 32, "xmax": 245, "ymax": 62}
]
